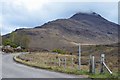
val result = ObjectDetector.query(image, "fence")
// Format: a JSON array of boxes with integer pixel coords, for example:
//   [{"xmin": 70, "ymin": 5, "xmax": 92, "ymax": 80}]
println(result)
[{"xmin": 89, "ymin": 54, "xmax": 113, "ymax": 74}]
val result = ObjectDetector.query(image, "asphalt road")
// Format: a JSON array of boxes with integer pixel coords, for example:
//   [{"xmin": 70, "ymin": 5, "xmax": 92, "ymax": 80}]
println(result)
[{"xmin": 2, "ymin": 53, "xmax": 87, "ymax": 78}]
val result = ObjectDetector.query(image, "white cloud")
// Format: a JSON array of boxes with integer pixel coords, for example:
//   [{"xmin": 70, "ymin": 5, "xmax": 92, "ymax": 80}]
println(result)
[{"xmin": 1, "ymin": 24, "xmax": 28, "ymax": 35}]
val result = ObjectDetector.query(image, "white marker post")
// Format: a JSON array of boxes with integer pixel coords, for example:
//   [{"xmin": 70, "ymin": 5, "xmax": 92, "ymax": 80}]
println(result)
[
  {"xmin": 78, "ymin": 43, "xmax": 81, "ymax": 70},
  {"xmin": 100, "ymin": 54, "xmax": 105, "ymax": 74}
]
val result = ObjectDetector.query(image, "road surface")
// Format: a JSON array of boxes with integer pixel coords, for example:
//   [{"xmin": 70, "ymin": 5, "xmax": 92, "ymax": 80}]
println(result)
[{"xmin": 2, "ymin": 53, "xmax": 87, "ymax": 78}]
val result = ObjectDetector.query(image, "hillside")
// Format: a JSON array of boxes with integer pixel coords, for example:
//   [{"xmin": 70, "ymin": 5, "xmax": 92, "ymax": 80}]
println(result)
[{"xmin": 2, "ymin": 12, "xmax": 119, "ymax": 51}]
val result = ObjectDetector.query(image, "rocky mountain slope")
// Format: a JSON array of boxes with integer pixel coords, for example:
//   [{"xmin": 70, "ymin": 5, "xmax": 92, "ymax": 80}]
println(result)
[{"xmin": 2, "ymin": 12, "xmax": 119, "ymax": 51}]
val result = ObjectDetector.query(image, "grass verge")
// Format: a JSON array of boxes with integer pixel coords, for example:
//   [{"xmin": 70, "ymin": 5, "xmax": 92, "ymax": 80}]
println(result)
[
  {"xmin": 13, "ymin": 55, "xmax": 89, "ymax": 77},
  {"xmin": 13, "ymin": 54, "xmax": 119, "ymax": 79}
]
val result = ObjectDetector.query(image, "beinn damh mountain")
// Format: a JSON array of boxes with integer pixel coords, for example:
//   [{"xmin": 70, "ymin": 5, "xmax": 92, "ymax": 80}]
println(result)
[{"xmin": 2, "ymin": 12, "xmax": 119, "ymax": 51}]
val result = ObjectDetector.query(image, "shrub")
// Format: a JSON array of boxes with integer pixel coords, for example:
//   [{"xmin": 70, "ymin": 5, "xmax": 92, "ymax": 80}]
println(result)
[{"xmin": 52, "ymin": 49, "xmax": 66, "ymax": 54}]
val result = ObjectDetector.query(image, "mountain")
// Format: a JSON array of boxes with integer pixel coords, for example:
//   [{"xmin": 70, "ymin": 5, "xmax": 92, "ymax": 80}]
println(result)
[{"xmin": 2, "ymin": 12, "xmax": 119, "ymax": 52}]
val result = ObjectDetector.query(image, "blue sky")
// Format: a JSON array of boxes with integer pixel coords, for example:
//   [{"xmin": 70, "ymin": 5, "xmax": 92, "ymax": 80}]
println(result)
[{"xmin": 0, "ymin": 0, "xmax": 119, "ymax": 35}]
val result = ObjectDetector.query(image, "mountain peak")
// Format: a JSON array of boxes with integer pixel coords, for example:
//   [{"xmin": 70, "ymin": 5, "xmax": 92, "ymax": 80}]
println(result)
[
  {"xmin": 70, "ymin": 12, "xmax": 107, "ymax": 23},
  {"xmin": 73, "ymin": 12, "xmax": 101, "ymax": 17}
]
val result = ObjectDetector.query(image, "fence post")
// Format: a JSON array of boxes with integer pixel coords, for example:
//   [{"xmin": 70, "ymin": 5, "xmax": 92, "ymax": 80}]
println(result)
[
  {"xmin": 72, "ymin": 57, "xmax": 74, "ymax": 68},
  {"xmin": 64, "ymin": 57, "xmax": 66, "ymax": 69},
  {"xmin": 78, "ymin": 43, "xmax": 81, "ymax": 70},
  {"xmin": 89, "ymin": 55, "xmax": 92, "ymax": 73},
  {"xmin": 61, "ymin": 58, "xmax": 64, "ymax": 66},
  {"xmin": 89, "ymin": 55, "xmax": 95, "ymax": 74},
  {"xmin": 58, "ymin": 58, "xmax": 61, "ymax": 66},
  {"xmin": 92, "ymin": 55, "xmax": 95, "ymax": 74},
  {"xmin": 92, "ymin": 56, "xmax": 95, "ymax": 74},
  {"xmin": 100, "ymin": 54, "xmax": 105, "ymax": 74}
]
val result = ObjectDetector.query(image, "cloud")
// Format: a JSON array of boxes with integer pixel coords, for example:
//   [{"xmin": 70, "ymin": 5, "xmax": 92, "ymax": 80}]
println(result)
[
  {"xmin": 1, "ymin": 24, "xmax": 28, "ymax": 35},
  {"xmin": 0, "ymin": 0, "xmax": 118, "ymax": 35}
]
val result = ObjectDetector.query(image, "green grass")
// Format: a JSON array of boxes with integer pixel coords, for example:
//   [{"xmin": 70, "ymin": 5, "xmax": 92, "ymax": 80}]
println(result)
[{"xmin": 89, "ymin": 73, "xmax": 119, "ymax": 78}]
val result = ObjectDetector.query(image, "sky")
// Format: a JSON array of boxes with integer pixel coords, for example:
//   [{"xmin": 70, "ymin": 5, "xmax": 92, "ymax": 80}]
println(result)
[{"xmin": 0, "ymin": 0, "xmax": 119, "ymax": 35}]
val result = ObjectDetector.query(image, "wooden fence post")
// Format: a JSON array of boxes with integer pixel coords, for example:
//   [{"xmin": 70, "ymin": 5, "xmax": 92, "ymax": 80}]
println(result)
[
  {"xmin": 89, "ymin": 55, "xmax": 95, "ymax": 74},
  {"xmin": 100, "ymin": 54, "xmax": 105, "ymax": 74},
  {"xmin": 72, "ymin": 57, "xmax": 74, "ymax": 68},
  {"xmin": 54, "ymin": 58, "xmax": 56, "ymax": 66},
  {"xmin": 89, "ymin": 55, "xmax": 92, "ymax": 73},
  {"xmin": 78, "ymin": 43, "xmax": 81, "ymax": 70},
  {"xmin": 58, "ymin": 58, "xmax": 61, "ymax": 66},
  {"xmin": 64, "ymin": 57, "xmax": 66, "ymax": 69},
  {"xmin": 61, "ymin": 58, "xmax": 63, "ymax": 66}
]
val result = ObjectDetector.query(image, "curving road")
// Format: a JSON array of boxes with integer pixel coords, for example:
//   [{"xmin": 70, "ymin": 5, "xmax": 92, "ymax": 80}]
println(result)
[{"xmin": 2, "ymin": 53, "xmax": 88, "ymax": 78}]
